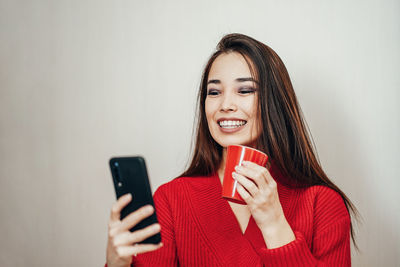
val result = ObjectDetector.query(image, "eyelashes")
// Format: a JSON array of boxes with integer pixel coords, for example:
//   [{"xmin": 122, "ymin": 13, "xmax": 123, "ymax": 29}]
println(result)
[
  {"xmin": 207, "ymin": 89, "xmax": 220, "ymax": 96},
  {"xmin": 238, "ymin": 88, "xmax": 257, "ymax": 94},
  {"xmin": 207, "ymin": 88, "xmax": 257, "ymax": 96}
]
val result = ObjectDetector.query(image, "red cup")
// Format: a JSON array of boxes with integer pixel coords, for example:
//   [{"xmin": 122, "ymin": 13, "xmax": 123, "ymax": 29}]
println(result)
[{"xmin": 222, "ymin": 145, "xmax": 268, "ymax": 205}]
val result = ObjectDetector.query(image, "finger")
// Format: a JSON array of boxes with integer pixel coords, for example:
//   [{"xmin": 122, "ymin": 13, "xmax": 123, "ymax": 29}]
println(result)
[
  {"xmin": 242, "ymin": 161, "xmax": 276, "ymax": 185},
  {"xmin": 232, "ymin": 172, "xmax": 258, "ymax": 196},
  {"xmin": 241, "ymin": 160, "xmax": 266, "ymax": 170},
  {"xmin": 235, "ymin": 164, "xmax": 267, "ymax": 189},
  {"xmin": 110, "ymin": 231, "xmax": 132, "ymax": 246},
  {"xmin": 134, "ymin": 242, "xmax": 164, "ymax": 255},
  {"xmin": 248, "ymin": 161, "xmax": 275, "ymax": 185},
  {"xmin": 119, "ymin": 205, "xmax": 154, "ymax": 233},
  {"xmin": 116, "ymin": 242, "xmax": 163, "ymax": 258},
  {"xmin": 130, "ymin": 223, "xmax": 161, "ymax": 244},
  {"xmin": 236, "ymin": 183, "xmax": 252, "ymax": 203},
  {"xmin": 110, "ymin": 193, "xmax": 132, "ymax": 223},
  {"xmin": 115, "ymin": 245, "xmax": 137, "ymax": 258},
  {"xmin": 114, "ymin": 223, "xmax": 161, "ymax": 246},
  {"xmin": 242, "ymin": 161, "xmax": 275, "ymax": 183}
]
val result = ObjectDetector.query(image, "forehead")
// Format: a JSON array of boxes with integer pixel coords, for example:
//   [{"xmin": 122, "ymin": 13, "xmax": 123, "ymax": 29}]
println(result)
[{"xmin": 208, "ymin": 52, "xmax": 255, "ymax": 80}]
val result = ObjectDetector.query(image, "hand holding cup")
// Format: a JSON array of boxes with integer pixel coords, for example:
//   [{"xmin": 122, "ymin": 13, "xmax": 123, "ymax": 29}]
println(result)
[{"xmin": 222, "ymin": 145, "xmax": 268, "ymax": 205}]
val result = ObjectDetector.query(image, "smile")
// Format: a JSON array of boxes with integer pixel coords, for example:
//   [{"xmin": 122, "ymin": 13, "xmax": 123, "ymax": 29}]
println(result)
[{"xmin": 218, "ymin": 120, "xmax": 247, "ymax": 129}]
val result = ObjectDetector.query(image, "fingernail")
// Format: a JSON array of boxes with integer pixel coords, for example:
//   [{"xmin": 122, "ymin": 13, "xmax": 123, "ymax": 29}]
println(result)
[
  {"xmin": 146, "ymin": 205, "xmax": 154, "ymax": 212},
  {"xmin": 235, "ymin": 165, "xmax": 243, "ymax": 171},
  {"xmin": 232, "ymin": 172, "xmax": 236, "ymax": 178}
]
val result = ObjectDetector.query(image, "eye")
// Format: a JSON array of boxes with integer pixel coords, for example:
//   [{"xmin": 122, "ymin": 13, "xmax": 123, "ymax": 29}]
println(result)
[
  {"xmin": 238, "ymin": 87, "xmax": 257, "ymax": 94},
  {"xmin": 207, "ymin": 89, "xmax": 220, "ymax": 96}
]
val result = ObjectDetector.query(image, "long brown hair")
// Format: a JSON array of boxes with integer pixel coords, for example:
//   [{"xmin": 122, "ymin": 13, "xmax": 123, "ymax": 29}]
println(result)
[{"xmin": 180, "ymin": 33, "xmax": 359, "ymax": 248}]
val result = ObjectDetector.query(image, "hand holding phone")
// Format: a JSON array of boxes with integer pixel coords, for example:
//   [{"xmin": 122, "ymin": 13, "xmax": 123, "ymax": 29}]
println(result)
[
  {"xmin": 109, "ymin": 156, "xmax": 161, "ymax": 244},
  {"xmin": 106, "ymin": 156, "xmax": 163, "ymax": 266}
]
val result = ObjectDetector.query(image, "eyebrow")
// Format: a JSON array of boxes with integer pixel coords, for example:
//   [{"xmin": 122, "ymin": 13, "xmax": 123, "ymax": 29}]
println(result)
[{"xmin": 207, "ymin": 77, "xmax": 259, "ymax": 85}]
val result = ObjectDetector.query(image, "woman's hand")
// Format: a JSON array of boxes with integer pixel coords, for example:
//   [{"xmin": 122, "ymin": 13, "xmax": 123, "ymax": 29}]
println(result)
[
  {"xmin": 232, "ymin": 161, "xmax": 295, "ymax": 248},
  {"xmin": 106, "ymin": 193, "xmax": 163, "ymax": 267}
]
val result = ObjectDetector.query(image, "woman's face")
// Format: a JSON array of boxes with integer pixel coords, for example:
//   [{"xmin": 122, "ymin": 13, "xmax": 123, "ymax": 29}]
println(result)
[{"xmin": 205, "ymin": 52, "xmax": 261, "ymax": 148}]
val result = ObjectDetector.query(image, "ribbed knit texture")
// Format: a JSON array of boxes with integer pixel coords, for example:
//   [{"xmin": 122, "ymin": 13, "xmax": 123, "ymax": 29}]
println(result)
[{"xmin": 105, "ymin": 163, "xmax": 351, "ymax": 267}]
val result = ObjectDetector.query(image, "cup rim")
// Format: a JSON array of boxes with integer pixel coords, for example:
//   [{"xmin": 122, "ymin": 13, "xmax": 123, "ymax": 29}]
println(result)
[{"xmin": 227, "ymin": 144, "xmax": 268, "ymax": 157}]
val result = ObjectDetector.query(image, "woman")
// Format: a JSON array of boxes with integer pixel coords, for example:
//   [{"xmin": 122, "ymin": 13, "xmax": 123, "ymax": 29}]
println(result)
[{"xmin": 106, "ymin": 33, "xmax": 358, "ymax": 267}]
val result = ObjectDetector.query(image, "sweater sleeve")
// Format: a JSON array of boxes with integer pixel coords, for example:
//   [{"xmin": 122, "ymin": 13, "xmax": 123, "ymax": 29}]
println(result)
[{"xmin": 257, "ymin": 186, "xmax": 351, "ymax": 267}]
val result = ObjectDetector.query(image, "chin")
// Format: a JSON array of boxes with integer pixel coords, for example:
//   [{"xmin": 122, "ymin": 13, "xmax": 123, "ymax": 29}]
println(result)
[{"xmin": 215, "ymin": 138, "xmax": 255, "ymax": 148}]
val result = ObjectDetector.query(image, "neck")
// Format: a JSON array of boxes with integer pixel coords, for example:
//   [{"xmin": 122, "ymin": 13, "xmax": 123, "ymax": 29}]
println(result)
[{"xmin": 217, "ymin": 148, "xmax": 227, "ymax": 183}]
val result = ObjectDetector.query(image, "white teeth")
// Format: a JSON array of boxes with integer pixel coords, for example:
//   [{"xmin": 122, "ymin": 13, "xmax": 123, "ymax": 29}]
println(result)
[{"xmin": 218, "ymin": 120, "xmax": 247, "ymax": 128}]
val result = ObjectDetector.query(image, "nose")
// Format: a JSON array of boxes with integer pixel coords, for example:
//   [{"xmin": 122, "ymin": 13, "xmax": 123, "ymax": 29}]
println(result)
[{"xmin": 220, "ymin": 91, "xmax": 237, "ymax": 112}]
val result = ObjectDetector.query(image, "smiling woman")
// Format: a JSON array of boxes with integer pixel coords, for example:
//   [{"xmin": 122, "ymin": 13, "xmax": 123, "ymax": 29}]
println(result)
[
  {"xmin": 105, "ymin": 33, "xmax": 358, "ymax": 267},
  {"xmin": 205, "ymin": 52, "xmax": 261, "ymax": 148}
]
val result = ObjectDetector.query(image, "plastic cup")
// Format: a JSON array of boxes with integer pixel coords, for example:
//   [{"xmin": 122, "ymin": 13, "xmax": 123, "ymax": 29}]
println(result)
[{"xmin": 222, "ymin": 145, "xmax": 268, "ymax": 205}]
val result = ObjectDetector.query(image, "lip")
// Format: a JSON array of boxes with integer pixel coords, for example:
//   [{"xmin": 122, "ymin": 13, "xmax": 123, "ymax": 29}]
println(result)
[{"xmin": 217, "ymin": 117, "xmax": 247, "ymax": 133}]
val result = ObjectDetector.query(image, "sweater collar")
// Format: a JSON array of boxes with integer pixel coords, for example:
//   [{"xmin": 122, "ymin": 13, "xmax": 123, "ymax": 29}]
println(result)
[{"xmin": 183, "ymin": 163, "xmax": 295, "ymax": 263}]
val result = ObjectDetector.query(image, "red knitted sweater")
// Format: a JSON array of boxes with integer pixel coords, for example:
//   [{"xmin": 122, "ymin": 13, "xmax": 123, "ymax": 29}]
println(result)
[{"xmin": 106, "ymin": 165, "xmax": 351, "ymax": 267}]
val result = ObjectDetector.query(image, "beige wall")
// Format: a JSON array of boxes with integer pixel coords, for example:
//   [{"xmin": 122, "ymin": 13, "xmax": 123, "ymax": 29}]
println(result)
[{"xmin": 1, "ymin": 0, "xmax": 399, "ymax": 266}]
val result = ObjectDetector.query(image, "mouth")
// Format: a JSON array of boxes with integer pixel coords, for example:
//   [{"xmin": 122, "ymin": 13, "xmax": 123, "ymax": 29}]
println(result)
[{"xmin": 217, "ymin": 119, "xmax": 247, "ymax": 129}]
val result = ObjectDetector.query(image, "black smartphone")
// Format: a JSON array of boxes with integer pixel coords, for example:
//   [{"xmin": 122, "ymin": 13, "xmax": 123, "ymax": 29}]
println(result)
[{"xmin": 109, "ymin": 156, "xmax": 161, "ymax": 244}]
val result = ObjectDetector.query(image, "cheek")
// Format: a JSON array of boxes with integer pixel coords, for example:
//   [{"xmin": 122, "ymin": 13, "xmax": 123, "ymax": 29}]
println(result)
[
  {"xmin": 205, "ymin": 99, "xmax": 218, "ymax": 121},
  {"xmin": 243, "ymin": 99, "xmax": 258, "ymax": 119},
  {"xmin": 205, "ymin": 103, "xmax": 211, "ymax": 123},
  {"xmin": 245, "ymin": 98, "xmax": 261, "ymax": 134}
]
